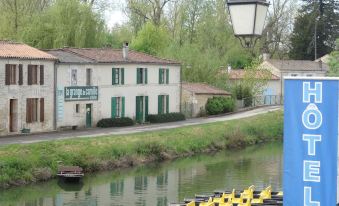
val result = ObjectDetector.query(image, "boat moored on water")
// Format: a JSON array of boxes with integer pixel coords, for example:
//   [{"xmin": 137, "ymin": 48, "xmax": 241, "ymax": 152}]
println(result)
[{"xmin": 57, "ymin": 166, "xmax": 84, "ymax": 183}]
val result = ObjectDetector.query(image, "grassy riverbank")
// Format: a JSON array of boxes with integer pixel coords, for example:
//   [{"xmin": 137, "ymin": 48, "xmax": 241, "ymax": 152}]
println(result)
[{"xmin": 0, "ymin": 110, "xmax": 283, "ymax": 188}]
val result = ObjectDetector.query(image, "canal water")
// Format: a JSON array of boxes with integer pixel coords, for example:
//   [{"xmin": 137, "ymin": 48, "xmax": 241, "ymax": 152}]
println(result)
[{"xmin": 0, "ymin": 143, "xmax": 282, "ymax": 206}]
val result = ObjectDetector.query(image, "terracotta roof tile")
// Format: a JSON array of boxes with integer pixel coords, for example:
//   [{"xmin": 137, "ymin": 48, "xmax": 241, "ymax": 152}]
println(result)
[
  {"xmin": 182, "ymin": 83, "xmax": 231, "ymax": 95},
  {"xmin": 227, "ymin": 69, "xmax": 280, "ymax": 80},
  {"xmin": 51, "ymin": 47, "xmax": 180, "ymax": 65},
  {"xmin": 0, "ymin": 40, "xmax": 57, "ymax": 60}
]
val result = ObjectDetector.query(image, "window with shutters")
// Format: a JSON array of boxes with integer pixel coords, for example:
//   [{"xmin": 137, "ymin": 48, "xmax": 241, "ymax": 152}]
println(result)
[
  {"xmin": 137, "ymin": 68, "xmax": 147, "ymax": 84},
  {"xmin": 86, "ymin": 68, "xmax": 92, "ymax": 86},
  {"xmin": 28, "ymin": 65, "xmax": 38, "ymax": 85},
  {"xmin": 5, "ymin": 64, "xmax": 17, "ymax": 85},
  {"xmin": 111, "ymin": 96, "xmax": 125, "ymax": 118},
  {"xmin": 112, "ymin": 68, "xmax": 124, "ymax": 85},
  {"xmin": 26, "ymin": 98, "xmax": 44, "ymax": 123},
  {"xmin": 158, "ymin": 95, "xmax": 169, "ymax": 114},
  {"xmin": 159, "ymin": 68, "xmax": 169, "ymax": 84}
]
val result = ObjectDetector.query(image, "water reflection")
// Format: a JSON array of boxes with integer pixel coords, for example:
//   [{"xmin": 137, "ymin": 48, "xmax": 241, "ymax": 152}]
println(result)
[{"xmin": 0, "ymin": 143, "xmax": 282, "ymax": 206}]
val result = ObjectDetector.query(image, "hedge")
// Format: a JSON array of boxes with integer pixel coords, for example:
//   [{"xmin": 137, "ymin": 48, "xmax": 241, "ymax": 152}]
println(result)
[
  {"xmin": 206, "ymin": 97, "xmax": 235, "ymax": 115},
  {"xmin": 97, "ymin": 117, "xmax": 135, "ymax": 128},
  {"xmin": 148, "ymin": 113, "xmax": 186, "ymax": 123}
]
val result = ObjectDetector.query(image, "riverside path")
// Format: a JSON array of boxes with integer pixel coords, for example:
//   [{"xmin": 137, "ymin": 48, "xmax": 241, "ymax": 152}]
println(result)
[{"xmin": 0, "ymin": 106, "xmax": 281, "ymax": 145}]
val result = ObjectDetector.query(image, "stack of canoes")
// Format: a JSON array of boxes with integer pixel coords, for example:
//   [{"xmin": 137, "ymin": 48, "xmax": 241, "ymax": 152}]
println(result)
[{"xmin": 170, "ymin": 185, "xmax": 283, "ymax": 206}]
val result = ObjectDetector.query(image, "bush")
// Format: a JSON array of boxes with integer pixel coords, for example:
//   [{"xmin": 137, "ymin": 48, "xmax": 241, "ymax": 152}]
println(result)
[
  {"xmin": 97, "ymin": 117, "xmax": 134, "ymax": 128},
  {"xmin": 148, "ymin": 113, "xmax": 186, "ymax": 123},
  {"xmin": 206, "ymin": 97, "xmax": 235, "ymax": 115},
  {"xmin": 232, "ymin": 85, "xmax": 253, "ymax": 107}
]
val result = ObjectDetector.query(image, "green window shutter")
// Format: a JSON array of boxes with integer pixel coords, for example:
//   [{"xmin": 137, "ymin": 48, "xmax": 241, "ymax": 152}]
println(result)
[
  {"xmin": 121, "ymin": 97, "xmax": 125, "ymax": 117},
  {"xmin": 137, "ymin": 68, "xmax": 140, "ymax": 84},
  {"xmin": 159, "ymin": 69, "xmax": 162, "ymax": 84},
  {"xmin": 166, "ymin": 69, "xmax": 169, "ymax": 84},
  {"xmin": 136, "ymin": 96, "xmax": 140, "ymax": 121},
  {"xmin": 166, "ymin": 95, "xmax": 169, "ymax": 113},
  {"xmin": 121, "ymin": 68, "xmax": 125, "ymax": 85},
  {"xmin": 111, "ymin": 97, "xmax": 117, "ymax": 118},
  {"xmin": 158, "ymin": 95, "xmax": 163, "ymax": 114},
  {"xmin": 145, "ymin": 68, "xmax": 148, "ymax": 84},
  {"xmin": 112, "ymin": 68, "xmax": 116, "ymax": 85},
  {"xmin": 145, "ymin": 96, "xmax": 149, "ymax": 121}
]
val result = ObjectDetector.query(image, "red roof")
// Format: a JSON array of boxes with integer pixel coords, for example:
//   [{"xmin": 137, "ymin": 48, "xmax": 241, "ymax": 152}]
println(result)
[
  {"xmin": 58, "ymin": 47, "xmax": 180, "ymax": 65},
  {"xmin": 0, "ymin": 40, "xmax": 57, "ymax": 60},
  {"xmin": 228, "ymin": 69, "xmax": 280, "ymax": 80},
  {"xmin": 182, "ymin": 83, "xmax": 231, "ymax": 95}
]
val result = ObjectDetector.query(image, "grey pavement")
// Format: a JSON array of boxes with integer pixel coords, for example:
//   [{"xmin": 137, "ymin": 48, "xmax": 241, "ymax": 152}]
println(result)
[{"xmin": 0, "ymin": 106, "xmax": 282, "ymax": 146}]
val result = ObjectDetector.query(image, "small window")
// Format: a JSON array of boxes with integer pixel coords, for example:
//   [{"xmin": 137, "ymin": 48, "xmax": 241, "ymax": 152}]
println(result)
[
  {"xmin": 26, "ymin": 98, "xmax": 39, "ymax": 123},
  {"xmin": 112, "ymin": 68, "xmax": 124, "ymax": 85},
  {"xmin": 291, "ymin": 74, "xmax": 298, "ymax": 77},
  {"xmin": 75, "ymin": 104, "xmax": 80, "ymax": 113},
  {"xmin": 86, "ymin": 69, "xmax": 92, "ymax": 86},
  {"xmin": 71, "ymin": 69, "xmax": 77, "ymax": 86},
  {"xmin": 306, "ymin": 74, "xmax": 313, "ymax": 77},
  {"xmin": 116, "ymin": 97, "xmax": 121, "ymax": 117},
  {"xmin": 158, "ymin": 95, "xmax": 169, "ymax": 114},
  {"xmin": 112, "ymin": 97, "xmax": 125, "ymax": 118},
  {"xmin": 5, "ymin": 64, "xmax": 17, "ymax": 85},
  {"xmin": 159, "ymin": 68, "xmax": 169, "ymax": 84},
  {"xmin": 28, "ymin": 65, "xmax": 38, "ymax": 85},
  {"xmin": 137, "ymin": 68, "xmax": 147, "ymax": 84}
]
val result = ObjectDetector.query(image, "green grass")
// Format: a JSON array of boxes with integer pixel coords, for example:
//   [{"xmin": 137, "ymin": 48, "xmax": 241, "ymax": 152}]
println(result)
[{"xmin": 0, "ymin": 110, "xmax": 283, "ymax": 188}]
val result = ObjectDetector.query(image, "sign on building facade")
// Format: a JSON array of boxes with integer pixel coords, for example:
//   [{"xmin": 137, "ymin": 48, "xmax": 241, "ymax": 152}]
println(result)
[
  {"xmin": 284, "ymin": 78, "xmax": 339, "ymax": 205},
  {"xmin": 64, "ymin": 86, "xmax": 99, "ymax": 101}
]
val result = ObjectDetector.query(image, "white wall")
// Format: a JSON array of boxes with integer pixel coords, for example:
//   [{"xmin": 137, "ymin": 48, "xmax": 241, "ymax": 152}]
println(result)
[
  {"xmin": 56, "ymin": 63, "xmax": 181, "ymax": 128},
  {"xmin": 0, "ymin": 59, "xmax": 55, "ymax": 135}
]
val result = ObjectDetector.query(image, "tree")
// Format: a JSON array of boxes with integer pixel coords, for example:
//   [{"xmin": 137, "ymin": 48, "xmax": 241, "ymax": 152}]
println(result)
[
  {"xmin": 328, "ymin": 39, "xmax": 339, "ymax": 76},
  {"xmin": 290, "ymin": 0, "xmax": 339, "ymax": 60},
  {"xmin": 131, "ymin": 22, "xmax": 170, "ymax": 55}
]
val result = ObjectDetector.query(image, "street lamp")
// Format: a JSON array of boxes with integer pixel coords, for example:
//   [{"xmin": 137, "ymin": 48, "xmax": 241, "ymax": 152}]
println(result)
[{"xmin": 227, "ymin": 0, "xmax": 269, "ymax": 48}]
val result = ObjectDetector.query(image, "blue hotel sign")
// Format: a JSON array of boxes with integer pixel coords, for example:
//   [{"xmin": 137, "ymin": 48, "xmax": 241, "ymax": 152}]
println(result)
[{"xmin": 284, "ymin": 78, "xmax": 338, "ymax": 205}]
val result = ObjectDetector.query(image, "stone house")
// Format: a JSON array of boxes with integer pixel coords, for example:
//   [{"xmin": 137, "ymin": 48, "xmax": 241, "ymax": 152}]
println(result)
[
  {"xmin": 0, "ymin": 41, "xmax": 56, "ymax": 135},
  {"xmin": 47, "ymin": 44, "xmax": 181, "ymax": 128},
  {"xmin": 181, "ymin": 82, "xmax": 231, "ymax": 117}
]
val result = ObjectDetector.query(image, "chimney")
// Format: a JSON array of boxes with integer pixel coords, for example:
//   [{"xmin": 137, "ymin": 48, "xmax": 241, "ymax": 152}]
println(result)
[
  {"xmin": 123, "ymin": 42, "xmax": 129, "ymax": 60},
  {"xmin": 263, "ymin": 53, "xmax": 271, "ymax": 61},
  {"xmin": 227, "ymin": 65, "xmax": 232, "ymax": 73}
]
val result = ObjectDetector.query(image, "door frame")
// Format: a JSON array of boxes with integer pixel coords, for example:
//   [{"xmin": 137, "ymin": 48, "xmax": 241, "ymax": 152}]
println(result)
[
  {"xmin": 9, "ymin": 99, "xmax": 18, "ymax": 132},
  {"xmin": 86, "ymin": 104, "xmax": 92, "ymax": 128}
]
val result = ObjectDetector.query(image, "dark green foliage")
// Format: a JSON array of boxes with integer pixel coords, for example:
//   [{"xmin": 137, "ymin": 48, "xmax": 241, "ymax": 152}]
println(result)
[
  {"xmin": 148, "ymin": 113, "xmax": 186, "ymax": 123},
  {"xmin": 290, "ymin": 0, "xmax": 339, "ymax": 60},
  {"xmin": 97, "ymin": 118, "xmax": 134, "ymax": 128},
  {"xmin": 205, "ymin": 97, "xmax": 235, "ymax": 115},
  {"xmin": 242, "ymin": 87, "xmax": 253, "ymax": 107}
]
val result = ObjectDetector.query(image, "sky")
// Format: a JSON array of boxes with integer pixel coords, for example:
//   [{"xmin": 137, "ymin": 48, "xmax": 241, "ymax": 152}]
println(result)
[{"xmin": 105, "ymin": 0, "xmax": 127, "ymax": 29}]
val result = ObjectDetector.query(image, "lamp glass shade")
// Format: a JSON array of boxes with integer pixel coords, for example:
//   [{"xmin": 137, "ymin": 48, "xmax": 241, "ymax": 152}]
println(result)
[
  {"xmin": 254, "ymin": 4, "xmax": 268, "ymax": 35},
  {"xmin": 229, "ymin": 4, "xmax": 256, "ymax": 36}
]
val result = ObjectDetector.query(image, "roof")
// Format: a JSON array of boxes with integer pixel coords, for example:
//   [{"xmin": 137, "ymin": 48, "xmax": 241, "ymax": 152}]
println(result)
[
  {"xmin": 0, "ymin": 40, "xmax": 57, "ymax": 60},
  {"xmin": 228, "ymin": 69, "xmax": 280, "ymax": 80},
  {"xmin": 266, "ymin": 59, "xmax": 328, "ymax": 72},
  {"xmin": 315, "ymin": 54, "xmax": 330, "ymax": 63},
  {"xmin": 182, "ymin": 83, "xmax": 231, "ymax": 95},
  {"xmin": 46, "ymin": 47, "xmax": 180, "ymax": 65}
]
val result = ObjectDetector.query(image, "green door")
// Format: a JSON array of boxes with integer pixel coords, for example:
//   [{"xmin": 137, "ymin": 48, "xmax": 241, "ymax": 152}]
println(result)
[
  {"xmin": 136, "ymin": 96, "xmax": 144, "ymax": 123},
  {"xmin": 86, "ymin": 104, "xmax": 92, "ymax": 127}
]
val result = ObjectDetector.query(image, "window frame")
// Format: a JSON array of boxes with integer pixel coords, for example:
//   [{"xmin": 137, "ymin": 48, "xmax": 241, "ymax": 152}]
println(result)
[
  {"xmin": 86, "ymin": 68, "xmax": 92, "ymax": 86},
  {"xmin": 28, "ymin": 65, "xmax": 39, "ymax": 85}
]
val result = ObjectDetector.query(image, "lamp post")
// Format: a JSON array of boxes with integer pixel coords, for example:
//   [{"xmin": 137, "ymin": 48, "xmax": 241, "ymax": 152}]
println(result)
[{"xmin": 227, "ymin": 0, "xmax": 270, "ymax": 48}]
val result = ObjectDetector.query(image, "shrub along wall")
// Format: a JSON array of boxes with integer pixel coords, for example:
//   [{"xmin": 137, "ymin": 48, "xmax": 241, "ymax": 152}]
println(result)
[
  {"xmin": 0, "ymin": 111, "xmax": 282, "ymax": 188},
  {"xmin": 205, "ymin": 97, "xmax": 235, "ymax": 115},
  {"xmin": 97, "ymin": 117, "xmax": 134, "ymax": 128},
  {"xmin": 148, "ymin": 113, "xmax": 186, "ymax": 123}
]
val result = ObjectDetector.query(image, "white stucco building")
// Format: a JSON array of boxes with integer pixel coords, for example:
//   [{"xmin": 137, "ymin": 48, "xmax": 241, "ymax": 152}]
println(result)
[
  {"xmin": 47, "ymin": 45, "xmax": 181, "ymax": 128},
  {"xmin": 0, "ymin": 41, "xmax": 57, "ymax": 136}
]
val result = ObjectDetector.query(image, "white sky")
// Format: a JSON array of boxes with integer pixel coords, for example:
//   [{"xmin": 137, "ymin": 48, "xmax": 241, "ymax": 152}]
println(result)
[{"xmin": 104, "ymin": 0, "xmax": 127, "ymax": 29}]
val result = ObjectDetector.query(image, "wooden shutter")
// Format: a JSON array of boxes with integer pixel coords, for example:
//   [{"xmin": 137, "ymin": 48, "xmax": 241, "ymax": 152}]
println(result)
[
  {"xmin": 166, "ymin": 69, "xmax": 169, "ymax": 84},
  {"xmin": 112, "ymin": 68, "xmax": 116, "ymax": 85},
  {"xmin": 159, "ymin": 69, "xmax": 163, "ymax": 84},
  {"xmin": 19, "ymin": 64, "xmax": 23, "ymax": 85},
  {"xmin": 158, "ymin": 95, "xmax": 163, "ymax": 114},
  {"xmin": 5, "ymin": 64, "xmax": 10, "ymax": 85},
  {"xmin": 121, "ymin": 97, "xmax": 125, "ymax": 117},
  {"xmin": 111, "ymin": 97, "xmax": 117, "ymax": 118},
  {"xmin": 145, "ymin": 96, "xmax": 149, "ymax": 121},
  {"xmin": 136, "ymin": 68, "xmax": 140, "ymax": 84},
  {"xmin": 26, "ymin": 99, "xmax": 31, "ymax": 123},
  {"xmin": 136, "ymin": 96, "xmax": 140, "ymax": 121},
  {"xmin": 40, "ymin": 65, "xmax": 44, "ymax": 85},
  {"xmin": 145, "ymin": 68, "xmax": 148, "ymax": 84},
  {"xmin": 121, "ymin": 68, "xmax": 125, "ymax": 85},
  {"xmin": 166, "ymin": 95, "xmax": 169, "ymax": 113},
  {"xmin": 27, "ymin": 65, "xmax": 32, "ymax": 85},
  {"xmin": 40, "ymin": 98, "xmax": 44, "ymax": 122}
]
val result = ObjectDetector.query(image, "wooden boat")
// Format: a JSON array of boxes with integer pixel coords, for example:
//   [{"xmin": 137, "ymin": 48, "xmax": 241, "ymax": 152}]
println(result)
[{"xmin": 57, "ymin": 166, "xmax": 84, "ymax": 182}]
